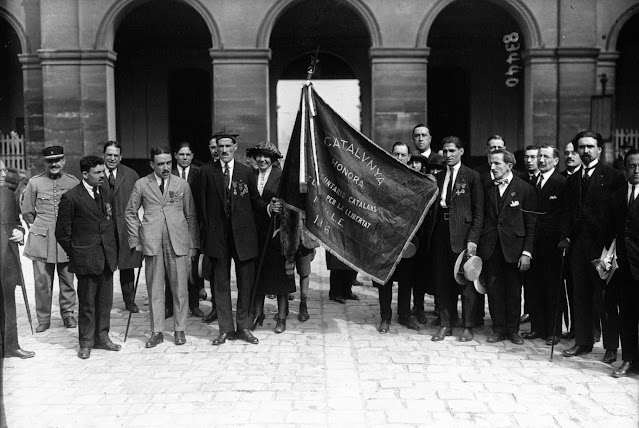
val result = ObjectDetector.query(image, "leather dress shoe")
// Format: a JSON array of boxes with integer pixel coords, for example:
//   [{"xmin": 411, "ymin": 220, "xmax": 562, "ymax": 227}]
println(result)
[
  {"xmin": 398, "ymin": 318, "xmax": 420, "ymax": 331},
  {"xmin": 545, "ymin": 336, "xmax": 560, "ymax": 346},
  {"xmin": 508, "ymin": 332, "xmax": 524, "ymax": 345},
  {"xmin": 432, "ymin": 327, "xmax": 453, "ymax": 341},
  {"xmin": 603, "ymin": 349, "xmax": 618, "ymax": 364},
  {"xmin": 64, "ymin": 317, "xmax": 77, "ymax": 328},
  {"xmin": 78, "ymin": 347, "xmax": 91, "ymax": 359},
  {"xmin": 416, "ymin": 311, "xmax": 428, "ymax": 324},
  {"xmin": 274, "ymin": 318, "xmax": 286, "ymax": 333},
  {"xmin": 202, "ymin": 310, "xmax": 218, "ymax": 323},
  {"xmin": 164, "ymin": 309, "xmax": 173, "ymax": 319},
  {"xmin": 519, "ymin": 314, "xmax": 530, "ymax": 324},
  {"xmin": 212, "ymin": 331, "xmax": 236, "ymax": 346},
  {"xmin": 5, "ymin": 348, "xmax": 35, "ymax": 359},
  {"xmin": 236, "ymin": 329, "xmax": 259, "ymax": 344},
  {"xmin": 199, "ymin": 288, "xmax": 207, "ymax": 301},
  {"xmin": 377, "ymin": 320, "xmax": 390, "ymax": 333},
  {"xmin": 459, "ymin": 328, "xmax": 474, "ymax": 342},
  {"xmin": 94, "ymin": 341, "xmax": 122, "ymax": 351},
  {"xmin": 487, "ymin": 332, "xmax": 506, "ymax": 343},
  {"xmin": 174, "ymin": 331, "xmax": 186, "ymax": 345},
  {"xmin": 190, "ymin": 307, "xmax": 205, "ymax": 318},
  {"xmin": 344, "ymin": 293, "xmax": 359, "ymax": 300},
  {"xmin": 125, "ymin": 303, "xmax": 139, "ymax": 313},
  {"xmin": 521, "ymin": 331, "xmax": 542, "ymax": 340},
  {"xmin": 298, "ymin": 302, "xmax": 310, "ymax": 322},
  {"xmin": 146, "ymin": 333, "xmax": 164, "ymax": 348},
  {"xmin": 329, "ymin": 295, "xmax": 346, "ymax": 304},
  {"xmin": 561, "ymin": 331, "xmax": 575, "ymax": 340},
  {"xmin": 612, "ymin": 361, "xmax": 638, "ymax": 378},
  {"xmin": 35, "ymin": 323, "xmax": 50, "ymax": 333},
  {"xmin": 562, "ymin": 344, "xmax": 592, "ymax": 357}
]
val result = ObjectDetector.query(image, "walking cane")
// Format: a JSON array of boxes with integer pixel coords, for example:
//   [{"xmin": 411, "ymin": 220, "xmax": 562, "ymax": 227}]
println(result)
[
  {"xmin": 248, "ymin": 214, "xmax": 275, "ymax": 317},
  {"xmin": 18, "ymin": 268, "xmax": 33, "ymax": 335},
  {"xmin": 124, "ymin": 264, "xmax": 143, "ymax": 342},
  {"xmin": 550, "ymin": 248, "xmax": 568, "ymax": 360}
]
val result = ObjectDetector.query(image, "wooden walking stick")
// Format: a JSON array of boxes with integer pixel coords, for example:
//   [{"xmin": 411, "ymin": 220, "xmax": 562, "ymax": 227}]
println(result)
[{"xmin": 124, "ymin": 264, "xmax": 143, "ymax": 342}]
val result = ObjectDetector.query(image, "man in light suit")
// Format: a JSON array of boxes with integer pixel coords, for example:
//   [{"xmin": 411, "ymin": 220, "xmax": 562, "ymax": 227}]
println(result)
[
  {"xmin": 478, "ymin": 149, "xmax": 536, "ymax": 345},
  {"xmin": 56, "ymin": 156, "xmax": 120, "ymax": 359},
  {"xmin": 430, "ymin": 136, "xmax": 484, "ymax": 342},
  {"xmin": 197, "ymin": 130, "xmax": 273, "ymax": 345},
  {"xmin": 126, "ymin": 147, "xmax": 199, "ymax": 348},
  {"xmin": 103, "ymin": 141, "xmax": 142, "ymax": 313},
  {"xmin": 0, "ymin": 160, "xmax": 35, "ymax": 359},
  {"xmin": 605, "ymin": 149, "xmax": 639, "ymax": 377}
]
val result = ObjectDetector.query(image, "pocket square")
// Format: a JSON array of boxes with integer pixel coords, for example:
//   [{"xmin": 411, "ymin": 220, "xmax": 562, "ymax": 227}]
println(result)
[
  {"xmin": 549, "ymin": 195, "xmax": 557, "ymax": 200},
  {"xmin": 509, "ymin": 200, "xmax": 520, "ymax": 207}
]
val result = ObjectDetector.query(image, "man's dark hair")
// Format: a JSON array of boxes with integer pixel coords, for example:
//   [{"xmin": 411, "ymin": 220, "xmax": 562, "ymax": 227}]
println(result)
[
  {"xmin": 150, "ymin": 146, "xmax": 172, "ymax": 161},
  {"xmin": 392, "ymin": 141, "xmax": 410, "ymax": 151},
  {"xmin": 572, "ymin": 130, "xmax": 603, "ymax": 148},
  {"xmin": 486, "ymin": 134, "xmax": 505, "ymax": 147},
  {"xmin": 538, "ymin": 144, "xmax": 559, "ymax": 159},
  {"xmin": 80, "ymin": 155, "xmax": 104, "ymax": 173},
  {"xmin": 524, "ymin": 144, "xmax": 538, "ymax": 151},
  {"xmin": 412, "ymin": 124, "xmax": 429, "ymax": 135},
  {"xmin": 625, "ymin": 148, "xmax": 639, "ymax": 166},
  {"xmin": 103, "ymin": 140, "xmax": 122, "ymax": 153},
  {"xmin": 175, "ymin": 141, "xmax": 192, "ymax": 153},
  {"xmin": 490, "ymin": 148, "xmax": 516, "ymax": 166},
  {"xmin": 441, "ymin": 136, "xmax": 463, "ymax": 149}
]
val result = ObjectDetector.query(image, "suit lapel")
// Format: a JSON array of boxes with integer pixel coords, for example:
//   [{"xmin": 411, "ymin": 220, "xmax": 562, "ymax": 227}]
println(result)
[
  {"xmin": 79, "ymin": 185, "xmax": 101, "ymax": 217},
  {"xmin": 214, "ymin": 163, "xmax": 227, "ymax": 207},
  {"xmin": 114, "ymin": 166, "xmax": 124, "ymax": 194},
  {"xmin": 499, "ymin": 179, "xmax": 516, "ymax": 215},
  {"xmin": 450, "ymin": 166, "xmax": 467, "ymax": 203},
  {"xmin": 146, "ymin": 174, "xmax": 164, "ymax": 202}
]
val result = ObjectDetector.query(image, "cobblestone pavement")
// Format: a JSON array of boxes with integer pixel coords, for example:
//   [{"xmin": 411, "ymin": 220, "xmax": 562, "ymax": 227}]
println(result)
[{"xmin": 2, "ymin": 250, "xmax": 638, "ymax": 427}]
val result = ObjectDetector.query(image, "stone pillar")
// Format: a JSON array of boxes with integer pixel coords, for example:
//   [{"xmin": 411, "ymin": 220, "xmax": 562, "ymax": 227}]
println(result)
[
  {"xmin": 521, "ymin": 49, "xmax": 558, "ymax": 149},
  {"xmin": 556, "ymin": 47, "xmax": 599, "ymax": 146},
  {"xmin": 369, "ymin": 48, "xmax": 429, "ymax": 151},
  {"xmin": 596, "ymin": 51, "xmax": 620, "ymax": 96},
  {"xmin": 37, "ymin": 49, "xmax": 117, "ymax": 178},
  {"xmin": 18, "ymin": 54, "xmax": 44, "ymax": 178},
  {"xmin": 209, "ymin": 49, "xmax": 271, "ymax": 161}
]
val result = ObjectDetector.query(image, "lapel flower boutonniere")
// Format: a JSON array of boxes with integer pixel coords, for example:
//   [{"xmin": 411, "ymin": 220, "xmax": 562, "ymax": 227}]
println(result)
[
  {"xmin": 510, "ymin": 200, "xmax": 520, "ymax": 207},
  {"xmin": 105, "ymin": 203, "xmax": 112, "ymax": 220}
]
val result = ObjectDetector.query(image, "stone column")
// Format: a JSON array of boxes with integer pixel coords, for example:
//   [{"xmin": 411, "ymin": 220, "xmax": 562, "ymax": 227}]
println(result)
[
  {"xmin": 369, "ymin": 48, "xmax": 429, "ymax": 151},
  {"xmin": 37, "ymin": 49, "xmax": 117, "ymax": 178},
  {"xmin": 209, "ymin": 49, "xmax": 271, "ymax": 161},
  {"xmin": 18, "ymin": 54, "xmax": 44, "ymax": 177},
  {"xmin": 521, "ymin": 49, "xmax": 558, "ymax": 149}
]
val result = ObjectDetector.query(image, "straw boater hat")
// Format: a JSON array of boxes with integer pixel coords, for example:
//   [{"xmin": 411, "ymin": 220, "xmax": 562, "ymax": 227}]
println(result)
[
  {"xmin": 246, "ymin": 141, "xmax": 283, "ymax": 160},
  {"xmin": 453, "ymin": 249, "xmax": 486, "ymax": 294}
]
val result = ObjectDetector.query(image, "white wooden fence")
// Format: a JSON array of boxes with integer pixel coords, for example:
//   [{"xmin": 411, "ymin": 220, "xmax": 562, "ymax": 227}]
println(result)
[
  {"xmin": 613, "ymin": 128, "xmax": 639, "ymax": 156},
  {"xmin": 0, "ymin": 132, "xmax": 26, "ymax": 171}
]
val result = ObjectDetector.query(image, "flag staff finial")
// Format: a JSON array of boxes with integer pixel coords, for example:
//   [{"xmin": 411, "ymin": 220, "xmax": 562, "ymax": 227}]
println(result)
[{"xmin": 305, "ymin": 46, "xmax": 320, "ymax": 84}]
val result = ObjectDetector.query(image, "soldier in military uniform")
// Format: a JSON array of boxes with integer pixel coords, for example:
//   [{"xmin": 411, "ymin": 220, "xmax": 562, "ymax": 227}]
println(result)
[{"xmin": 22, "ymin": 146, "xmax": 79, "ymax": 332}]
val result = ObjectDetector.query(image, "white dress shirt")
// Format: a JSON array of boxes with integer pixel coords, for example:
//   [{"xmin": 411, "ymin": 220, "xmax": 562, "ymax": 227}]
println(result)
[
  {"xmin": 538, "ymin": 168, "xmax": 555, "ymax": 189},
  {"xmin": 221, "ymin": 159, "xmax": 235, "ymax": 189},
  {"xmin": 440, "ymin": 162, "xmax": 461, "ymax": 208},
  {"xmin": 257, "ymin": 166, "xmax": 272, "ymax": 196},
  {"xmin": 82, "ymin": 179, "xmax": 98, "ymax": 199}
]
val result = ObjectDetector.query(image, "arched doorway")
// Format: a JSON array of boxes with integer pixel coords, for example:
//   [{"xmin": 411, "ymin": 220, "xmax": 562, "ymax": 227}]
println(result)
[
  {"xmin": 267, "ymin": 0, "xmax": 372, "ymax": 149},
  {"xmin": 0, "ymin": 17, "xmax": 24, "ymax": 137},
  {"xmin": 427, "ymin": 0, "xmax": 524, "ymax": 164},
  {"xmin": 615, "ymin": 12, "xmax": 639, "ymax": 131},
  {"xmin": 113, "ymin": 0, "xmax": 212, "ymax": 172}
]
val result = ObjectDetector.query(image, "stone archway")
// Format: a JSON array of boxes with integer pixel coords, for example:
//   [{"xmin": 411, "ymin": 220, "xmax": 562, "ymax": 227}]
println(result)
[
  {"xmin": 613, "ymin": 9, "xmax": 639, "ymax": 132},
  {"xmin": 0, "ymin": 12, "xmax": 25, "ymax": 137}
]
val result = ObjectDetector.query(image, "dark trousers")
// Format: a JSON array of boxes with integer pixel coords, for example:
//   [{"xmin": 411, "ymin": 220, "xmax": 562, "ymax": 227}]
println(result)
[
  {"xmin": 616, "ymin": 270, "xmax": 639, "ymax": 361},
  {"xmin": 0, "ymin": 278, "xmax": 19, "ymax": 355},
  {"xmin": 211, "ymin": 232, "xmax": 255, "ymax": 334},
  {"xmin": 485, "ymin": 243, "xmax": 521, "ymax": 335},
  {"xmin": 377, "ymin": 280, "xmax": 411, "ymax": 322},
  {"xmin": 528, "ymin": 253, "xmax": 563, "ymax": 338},
  {"xmin": 571, "ymin": 239, "xmax": 619, "ymax": 349},
  {"xmin": 76, "ymin": 268, "xmax": 114, "ymax": 348},
  {"xmin": 329, "ymin": 270, "xmax": 355, "ymax": 299},
  {"xmin": 119, "ymin": 268, "xmax": 135, "ymax": 305}
]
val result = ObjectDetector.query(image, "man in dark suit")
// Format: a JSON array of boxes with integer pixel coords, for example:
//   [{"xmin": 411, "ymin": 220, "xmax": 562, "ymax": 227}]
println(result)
[
  {"xmin": 102, "ymin": 141, "xmax": 142, "ymax": 313},
  {"xmin": 522, "ymin": 144, "xmax": 566, "ymax": 345},
  {"xmin": 167, "ymin": 142, "xmax": 204, "ymax": 318},
  {"xmin": 197, "ymin": 130, "xmax": 273, "ymax": 345},
  {"xmin": 412, "ymin": 124, "xmax": 444, "ymax": 164},
  {"xmin": 430, "ymin": 136, "xmax": 484, "ymax": 342},
  {"xmin": 520, "ymin": 145, "xmax": 540, "ymax": 324},
  {"xmin": 605, "ymin": 149, "xmax": 639, "ymax": 377},
  {"xmin": 478, "ymin": 149, "xmax": 536, "ymax": 344},
  {"xmin": 56, "ymin": 156, "xmax": 119, "ymax": 359},
  {"xmin": 476, "ymin": 135, "xmax": 506, "ymax": 185},
  {"xmin": 0, "ymin": 160, "xmax": 35, "ymax": 359},
  {"xmin": 559, "ymin": 130, "xmax": 625, "ymax": 362}
]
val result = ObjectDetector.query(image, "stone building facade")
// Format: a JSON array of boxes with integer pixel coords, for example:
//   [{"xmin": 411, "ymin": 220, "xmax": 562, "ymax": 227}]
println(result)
[{"xmin": 0, "ymin": 0, "xmax": 638, "ymax": 177}]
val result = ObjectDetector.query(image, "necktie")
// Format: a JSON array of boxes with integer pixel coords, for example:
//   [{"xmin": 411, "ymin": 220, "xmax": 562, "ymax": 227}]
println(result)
[
  {"xmin": 630, "ymin": 185, "xmax": 637, "ymax": 206},
  {"xmin": 181, "ymin": 168, "xmax": 185, "ymax": 180},
  {"xmin": 224, "ymin": 164, "xmax": 230, "ymax": 189},
  {"xmin": 445, "ymin": 167, "xmax": 454, "ymax": 206},
  {"xmin": 581, "ymin": 165, "xmax": 594, "ymax": 195},
  {"xmin": 159, "ymin": 178, "xmax": 165, "ymax": 195},
  {"xmin": 94, "ymin": 187, "xmax": 103, "ymax": 210},
  {"xmin": 536, "ymin": 175, "xmax": 543, "ymax": 190},
  {"xmin": 223, "ymin": 164, "xmax": 231, "ymax": 216},
  {"xmin": 108, "ymin": 172, "xmax": 115, "ymax": 190}
]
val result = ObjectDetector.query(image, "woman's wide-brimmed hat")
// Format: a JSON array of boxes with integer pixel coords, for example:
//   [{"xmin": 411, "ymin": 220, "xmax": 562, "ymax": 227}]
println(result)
[{"xmin": 246, "ymin": 141, "xmax": 283, "ymax": 160}]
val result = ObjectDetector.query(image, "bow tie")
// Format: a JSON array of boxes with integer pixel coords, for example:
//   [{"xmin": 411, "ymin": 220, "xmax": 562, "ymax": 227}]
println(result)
[{"xmin": 494, "ymin": 178, "xmax": 509, "ymax": 186}]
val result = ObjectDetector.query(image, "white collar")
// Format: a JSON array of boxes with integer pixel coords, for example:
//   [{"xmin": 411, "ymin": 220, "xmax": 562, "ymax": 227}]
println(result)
[
  {"xmin": 154, "ymin": 173, "xmax": 167, "ymax": 186},
  {"xmin": 420, "ymin": 148, "xmax": 432, "ymax": 158},
  {"xmin": 585, "ymin": 159, "xmax": 599, "ymax": 169},
  {"xmin": 222, "ymin": 159, "xmax": 235, "ymax": 170},
  {"xmin": 541, "ymin": 168, "xmax": 555, "ymax": 181},
  {"xmin": 107, "ymin": 167, "xmax": 117, "ymax": 178},
  {"xmin": 82, "ymin": 179, "xmax": 97, "ymax": 197}
]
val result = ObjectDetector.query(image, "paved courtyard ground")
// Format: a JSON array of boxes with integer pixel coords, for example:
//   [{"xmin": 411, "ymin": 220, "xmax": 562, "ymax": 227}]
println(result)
[{"xmin": 2, "ymin": 250, "xmax": 638, "ymax": 427}]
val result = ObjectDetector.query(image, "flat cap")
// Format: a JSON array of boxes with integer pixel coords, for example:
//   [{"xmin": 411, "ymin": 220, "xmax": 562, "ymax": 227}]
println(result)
[{"xmin": 212, "ymin": 128, "xmax": 239, "ymax": 143}]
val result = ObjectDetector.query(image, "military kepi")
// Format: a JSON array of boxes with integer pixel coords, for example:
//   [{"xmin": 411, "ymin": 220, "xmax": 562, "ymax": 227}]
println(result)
[{"xmin": 42, "ymin": 145, "xmax": 64, "ymax": 160}]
